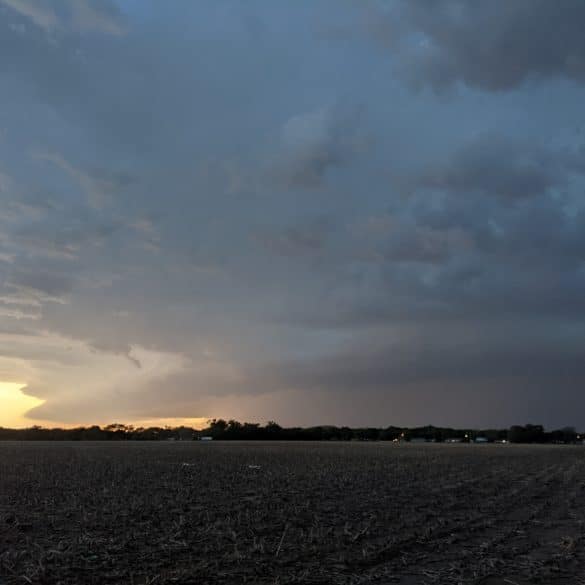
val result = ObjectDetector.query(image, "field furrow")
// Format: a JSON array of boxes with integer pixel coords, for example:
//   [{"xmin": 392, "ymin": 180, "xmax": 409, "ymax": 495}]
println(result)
[{"xmin": 1, "ymin": 442, "xmax": 584, "ymax": 585}]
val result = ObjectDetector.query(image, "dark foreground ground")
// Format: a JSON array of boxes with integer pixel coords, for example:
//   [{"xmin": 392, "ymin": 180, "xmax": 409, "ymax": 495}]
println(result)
[{"xmin": 1, "ymin": 442, "xmax": 585, "ymax": 585}]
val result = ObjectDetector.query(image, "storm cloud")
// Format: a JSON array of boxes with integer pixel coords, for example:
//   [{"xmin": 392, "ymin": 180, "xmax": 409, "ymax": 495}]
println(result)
[
  {"xmin": 1, "ymin": 0, "xmax": 585, "ymax": 429},
  {"xmin": 364, "ymin": 0, "xmax": 585, "ymax": 90}
]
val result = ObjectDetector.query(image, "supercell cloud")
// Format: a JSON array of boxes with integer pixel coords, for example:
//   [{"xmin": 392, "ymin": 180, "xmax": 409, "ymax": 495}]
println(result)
[{"xmin": 0, "ymin": 0, "xmax": 585, "ymax": 428}]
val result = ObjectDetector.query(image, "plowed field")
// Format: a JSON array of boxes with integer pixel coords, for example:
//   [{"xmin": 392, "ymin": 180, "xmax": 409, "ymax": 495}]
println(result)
[{"xmin": 1, "ymin": 442, "xmax": 584, "ymax": 584}]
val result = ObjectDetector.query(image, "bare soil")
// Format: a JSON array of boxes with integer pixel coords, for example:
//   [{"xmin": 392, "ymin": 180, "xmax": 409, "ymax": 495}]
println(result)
[{"xmin": 1, "ymin": 442, "xmax": 584, "ymax": 584}]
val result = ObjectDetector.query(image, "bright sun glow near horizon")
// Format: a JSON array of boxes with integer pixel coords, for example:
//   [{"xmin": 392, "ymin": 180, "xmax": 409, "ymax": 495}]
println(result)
[
  {"xmin": 0, "ymin": 382, "xmax": 45, "ymax": 429},
  {"xmin": 0, "ymin": 382, "xmax": 210, "ymax": 429}
]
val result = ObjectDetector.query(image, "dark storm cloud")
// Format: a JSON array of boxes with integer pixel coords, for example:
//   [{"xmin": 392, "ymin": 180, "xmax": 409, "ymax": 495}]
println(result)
[
  {"xmin": 366, "ymin": 0, "xmax": 585, "ymax": 90},
  {"xmin": 273, "ymin": 129, "xmax": 585, "ymax": 337},
  {"xmin": 416, "ymin": 134, "xmax": 567, "ymax": 199},
  {"xmin": 1, "ymin": 1, "xmax": 585, "ymax": 428},
  {"xmin": 270, "ymin": 336, "xmax": 585, "ymax": 394}
]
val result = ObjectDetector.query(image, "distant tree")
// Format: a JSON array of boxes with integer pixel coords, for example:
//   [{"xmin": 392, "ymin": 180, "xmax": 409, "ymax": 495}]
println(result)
[
  {"xmin": 82, "ymin": 425, "xmax": 105, "ymax": 440},
  {"xmin": 561, "ymin": 426, "xmax": 577, "ymax": 443},
  {"xmin": 508, "ymin": 424, "xmax": 545, "ymax": 443},
  {"xmin": 0, "ymin": 419, "xmax": 578, "ymax": 443},
  {"xmin": 265, "ymin": 421, "xmax": 282, "ymax": 437},
  {"xmin": 508, "ymin": 425, "xmax": 523, "ymax": 443},
  {"xmin": 206, "ymin": 419, "xmax": 228, "ymax": 438},
  {"xmin": 104, "ymin": 423, "xmax": 131, "ymax": 439},
  {"xmin": 176, "ymin": 426, "xmax": 195, "ymax": 441},
  {"xmin": 483, "ymin": 429, "xmax": 501, "ymax": 442}
]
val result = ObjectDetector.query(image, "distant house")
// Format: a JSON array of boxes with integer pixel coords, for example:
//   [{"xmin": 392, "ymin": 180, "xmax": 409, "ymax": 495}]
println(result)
[
  {"xmin": 199, "ymin": 436, "xmax": 213, "ymax": 441},
  {"xmin": 445, "ymin": 438, "xmax": 463, "ymax": 443}
]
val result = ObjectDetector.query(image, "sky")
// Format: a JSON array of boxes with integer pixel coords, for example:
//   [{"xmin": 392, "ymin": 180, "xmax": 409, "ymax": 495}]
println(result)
[{"xmin": 1, "ymin": 0, "xmax": 585, "ymax": 430}]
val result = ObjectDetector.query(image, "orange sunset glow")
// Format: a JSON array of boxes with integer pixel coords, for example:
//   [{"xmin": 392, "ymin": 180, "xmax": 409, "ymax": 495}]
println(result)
[{"xmin": 0, "ymin": 382, "xmax": 44, "ymax": 428}]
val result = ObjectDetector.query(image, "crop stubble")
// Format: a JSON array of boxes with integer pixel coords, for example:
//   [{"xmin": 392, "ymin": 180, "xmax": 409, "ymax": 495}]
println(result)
[{"xmin": 1, "ymin": 442, "xmax": 584, "ymax": 584}]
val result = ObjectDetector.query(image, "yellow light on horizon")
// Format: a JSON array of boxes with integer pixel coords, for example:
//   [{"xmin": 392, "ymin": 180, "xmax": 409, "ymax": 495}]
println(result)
[
  {"xmin": 0, "ymin": 381, "xmax": 210, "ymax": 429},
  {"xmin": 0, "ymin": 382, "xmax": 44, "ymax": 428},
  {"xmin": 128, "ymin": 417, "xmax": 210, "ymax": 430}
]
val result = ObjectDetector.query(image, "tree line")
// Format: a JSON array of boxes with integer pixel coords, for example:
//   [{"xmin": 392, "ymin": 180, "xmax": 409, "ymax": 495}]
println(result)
[{"xmin": 0, "ymin": 421, "xmax": 581, "ymax": 443}]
